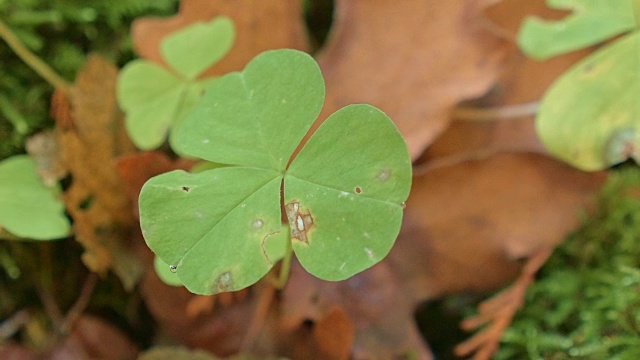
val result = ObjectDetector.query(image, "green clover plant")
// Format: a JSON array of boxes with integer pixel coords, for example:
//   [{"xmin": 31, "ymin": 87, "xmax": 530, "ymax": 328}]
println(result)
[
  {"xmin": 518, "ymin": 0, "xmax": 637, "ymax": 60},
  {"xmin": 117, "ymin": 17, "xmax": 235, "ymax": 150},
  {"xmin": 518, "ymin": 0, "xmax": 640, "ymax": 171},
  {"xmin": 0, "ymin": 155, "xmax": 70, "ymax": 240},
  {"xmin": 139, "ymin": 49, "xmax": 412, "ymax": 295}
]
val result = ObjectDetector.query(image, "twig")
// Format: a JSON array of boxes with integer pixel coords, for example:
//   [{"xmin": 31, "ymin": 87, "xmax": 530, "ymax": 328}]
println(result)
[
  {"xmin": 0, "ymin": 18, "xmax": 71, "ymax": 92},
  {"xmin": 477, "ymin": 12, "xmax": 518, "ymax": 43},
  {"xmin": 452, "ymin": 101, "xmax": 539, "ymax": 122},
  {"xmin": 59, "ymin": 272, "xmax": 98, "ymax": 335},
  {"xmin": 455, "ymin": 247, "xmax": 553, "ymax": 360},
  {"xmin": 0, "ymin": 310, "xmax": 30, "ymax": 340},
  {"xmin": 412, "ymin": 147, "xmax": 504, "ymax": 176}
]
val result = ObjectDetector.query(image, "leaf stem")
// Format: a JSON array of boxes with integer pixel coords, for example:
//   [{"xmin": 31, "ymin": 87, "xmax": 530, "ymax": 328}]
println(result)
[
  {"xmin": 0, "ymin": 18, "xmax": 71, "ymax": 93},
  {"xmin": 37, "ymin": 243, "xmax": 63, "ymax": 329},
  {"xmin": 275, "ymin": 240, "xmax": 294, "ymax": 289}
]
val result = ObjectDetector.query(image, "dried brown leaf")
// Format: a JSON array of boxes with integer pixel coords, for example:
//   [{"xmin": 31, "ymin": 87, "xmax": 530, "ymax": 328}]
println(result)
[
  {"xmin": 132, "ymin": 0, "xmax": 309, "ymax": 77},
  {"xmin": 25, "ymin": 131, "xmax": 67, "ymax": 186},
  {"xmin": 402, "ymin": 153, "xmax": 604, "ymax": 300},
  {"xmin": 53, "ymin": 55, "xmax": 138, "ymax": 279},
  {"xmin": 316, "ymin": 0, "xmax": 507, "ymax": 159}
]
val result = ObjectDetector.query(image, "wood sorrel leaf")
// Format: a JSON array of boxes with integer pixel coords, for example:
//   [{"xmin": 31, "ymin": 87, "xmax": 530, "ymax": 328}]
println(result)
[
  {"xmin": 173, "ymin": 49, "xmax": 324, "ymax": 170},
  {"xmin": 535, "ymin": 32, "xmax": 640, "ymax": 171},
  {"xmin": 140, "ymin": 167, "xmax": 287, "ymax": 294},
  {"xmin": 518, "ymin": 0, "xmax": 637, "ymax": 60},
  {"xmin": 161, "ymin": 17, "xmax": 235, "ymax": 80},
  {"xmin": 117, "ymin": 17, "xmax": 235, "ymax": 150},
  {"xmin": 285, "ymin": 104, "xmax": 411, "ymax": 280},
  {"xmin": 0, "ymin": 155, "xmax": 70, "ymax": 240},
  {"xmin": 139, "ymin": 49, "xmax": 411, "ymax": 294}
]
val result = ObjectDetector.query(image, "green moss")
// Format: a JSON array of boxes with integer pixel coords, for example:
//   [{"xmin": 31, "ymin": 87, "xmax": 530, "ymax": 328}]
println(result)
[
  {"xmin": 0, "ymin": 0, "xmax": 179, "ymax": 160},
  {"xmin": 495, "ymin": 166, "xmax": 640, "ymax": 359}
]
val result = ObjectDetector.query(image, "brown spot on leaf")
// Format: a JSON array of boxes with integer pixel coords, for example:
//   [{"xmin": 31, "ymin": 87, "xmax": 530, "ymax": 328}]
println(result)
[
  {"xmin": 354, "ymin": 186, "xmax": 362, "ymax": 194},
  {"xmin": 285, "ymin": 201, "xmax": 315, "ymax": 243},
  {"xmin": 181, "ymin": 186, "xmax": 191, "ymax": 192}
]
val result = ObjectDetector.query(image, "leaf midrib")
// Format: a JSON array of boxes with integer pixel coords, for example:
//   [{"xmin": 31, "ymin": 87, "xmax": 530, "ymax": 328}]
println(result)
[{"xmin": 178, "ymin": 172, "xmax": 282, "ymax": 265}]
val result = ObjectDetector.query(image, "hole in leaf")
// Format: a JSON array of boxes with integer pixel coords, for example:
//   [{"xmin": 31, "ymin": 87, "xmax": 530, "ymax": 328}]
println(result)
[
  {"xmin": 252, "ymin": 219, "xmax": 264, "ymax": 229},
  {"xmin": 285, "ymin": 201, "xmax": 315, "ymax": 243},
  {"xmin": 169, "ymin": 265, "xmax": 177, "ymax": 273}
]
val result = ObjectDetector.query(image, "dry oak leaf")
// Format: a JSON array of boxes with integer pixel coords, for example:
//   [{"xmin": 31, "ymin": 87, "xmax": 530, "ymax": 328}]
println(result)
[
  {"xmin": 54, "ymin": 55, "xmax": 140, "ymax": 287},
  {"xmin": 400, "ymin": 153, "xmax": 604, "ymax": 300},
  {"xmin": 132, "ymin": 0, "xmax": 309, "ymax": 77},
  {"xmin": 278, "ymin": 260, "xmax": 434, "ymax": 360},
  {"xmin": 429, "ymin": 0, "xmax": 596, "ymax": 160},
  {"xmin": 315, "ymin": 0, "xmax": 507, "ymax": 160}
]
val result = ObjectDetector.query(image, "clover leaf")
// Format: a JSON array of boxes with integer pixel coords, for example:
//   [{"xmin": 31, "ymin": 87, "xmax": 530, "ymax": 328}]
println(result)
[
  {"xmin": 0, "ymin": 155, "xmax": 70, "ymax": 240},
  {"xmin": 518, "ymin": 0, "xmax": 637, "ymax": 60},
  {"xmin": 139, "ymin": 49, "xmax": 412, "ymax": 295},
  {"xmin": 535, "ymin": 32, "xmax": 640, "ymax": 171},
  {"xmin": 117, "ymin": 17, "xmax": 234, "ymax": 150}
]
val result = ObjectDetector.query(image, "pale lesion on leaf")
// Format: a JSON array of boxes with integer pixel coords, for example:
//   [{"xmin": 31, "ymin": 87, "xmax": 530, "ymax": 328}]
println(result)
[
  {"xmin": 285, "ymin": 200, "xmax": 314, "ymax": 243},
  {"xmin": 213, "ymin": 271, "xmax": 234, "ymax": 293}
]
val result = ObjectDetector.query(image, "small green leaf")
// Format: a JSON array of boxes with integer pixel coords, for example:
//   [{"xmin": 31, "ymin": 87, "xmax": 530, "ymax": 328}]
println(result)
[
  {"xmin": 0, "ymin": 155, "xmax": 70, "ymax": 240},
  {"xmin": 139, "ymin": 49, "xmax": 411, "ymax": 294},
  {"xmin": 518, "ymin": 0, "xmax": 637, "ymax": 60},
  {"xmin": 161, "ymin": 17, "xmax": 235, "ymax": 80},
  {"xmin": 117, "ymin": 17, "xmax": 235, "ymax": 150},
  {"xmin": 535, "ymin": 32, "xmax": 640, "ymax": 171},
  {"xmin": 140, "ymin": 167, "xmax": 286, "ymax": 294},
  {"xmin": 173, "ymin": 49, "xmax": 324, "ymax": 170},
  {"xmin": 285, "ymin": 104, "xmax": 411, "ymax": 280},
  {"xmin": 117, "ymin": 61, "xmax": 185, "ymax": 149}
]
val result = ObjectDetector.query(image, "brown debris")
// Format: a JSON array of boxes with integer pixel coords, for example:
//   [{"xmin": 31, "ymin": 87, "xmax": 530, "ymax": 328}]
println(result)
[
  {"xmin": 316, "ymin": 0, "xmax": 508, "ymax": 160},
  {"xmin": 131, "ymin": 0, "xmax": 309, "ymax": 77},
  {"xmin": 52, "ymin": 55, "xmax": 138, "ymax": 279}
]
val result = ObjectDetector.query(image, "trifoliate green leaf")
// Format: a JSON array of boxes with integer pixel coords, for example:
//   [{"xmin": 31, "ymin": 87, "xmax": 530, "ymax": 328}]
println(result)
[
  {"xmin": 535, "ymin": 32, "xmax": 640, "ymax": 171},
  {"xmin": 0, "ymin": 155, "xmax": 70, "ymax": 240},
  {"xmin": 139, "ymin": 49, "xmax": 411, "ymax": 294},
  {"xmin": 117, "ymin": 17, "xmax": 235, "ymax": 150},
  {"xmin": 518, "ymin": 0, "xmax": 637, "ymax": 60}
]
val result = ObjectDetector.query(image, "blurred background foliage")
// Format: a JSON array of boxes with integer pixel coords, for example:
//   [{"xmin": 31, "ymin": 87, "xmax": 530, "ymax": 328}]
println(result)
[
  {"xmin": 4, "ymin": 1, "xmax": 640, "ymax": 358},
  {"xmin": 0, "ymin": 0, "xmax": 179, "ymax": 160},
  {"xmin": 0, "ymin": 0, "xmax": 333, "ymax": 161}
]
